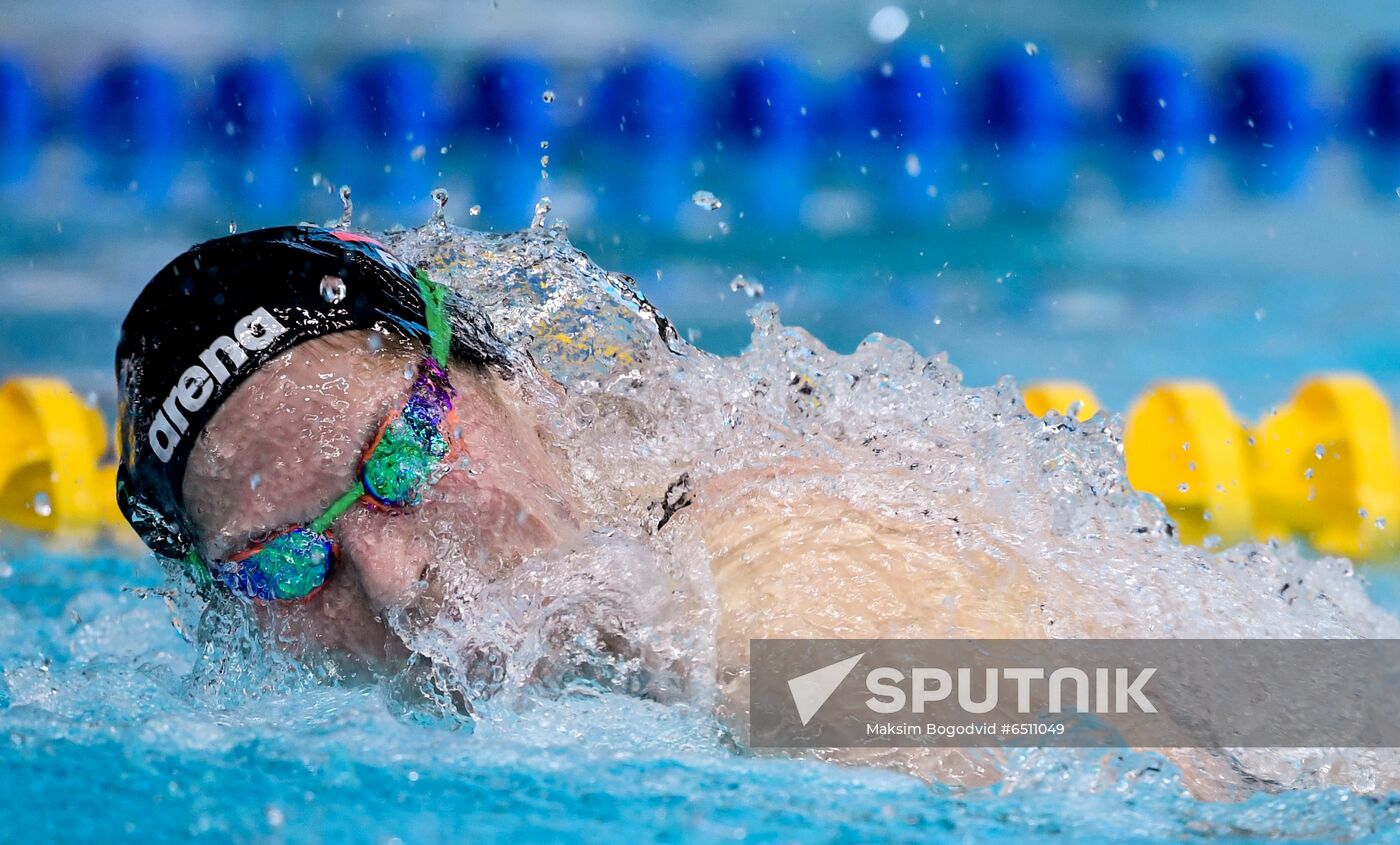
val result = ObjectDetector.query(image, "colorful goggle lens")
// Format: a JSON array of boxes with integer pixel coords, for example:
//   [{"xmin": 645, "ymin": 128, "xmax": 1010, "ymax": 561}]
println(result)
[
  {"xmin": 361, "ymin": 360, "xmax": 454, "ymax": 508},
  {"xmin": 218, "ymin": 527, "xmax": 334, "ymax": 601}
]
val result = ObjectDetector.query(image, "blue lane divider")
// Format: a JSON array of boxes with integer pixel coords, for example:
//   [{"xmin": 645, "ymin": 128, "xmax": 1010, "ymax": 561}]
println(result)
[
  {"xmin": 209, "ymin": 57, "xmax": 305, "ymax": 208},
  {"xmin": 0, "ymin": 56, "xmax": 39, "ymax": 184},
  {"xmin": 591, "ymin": 53, "xmax": 700, "ymax": 224},
  {"xmin": 1109, "ymin": 48, "xmax": 1200, "ymax": 200},
  {"xmin": 720, "ymin": 54, "xmax": 810, "ymax": 227},
  {"xmin": 337, "ymin": 51, "xmax": 438, "ymax": 207},
  {"xmin": 466, "ymin": 55, "xmax": 552, "ymax": 225},
  {"xmin": 975, "ymin": 43, "xmax": 1072, "ymax": 211},
  {"xmin": 16, "ymin": 44, "xmax": 1400, "ymax": 215},
  {"xmin": 1218, "ymin": 49, "xmax": 1317, "ymax": 192},
  {"xmin": 77, "ymin": 56, "xmax": 183, "ymax": 198}
]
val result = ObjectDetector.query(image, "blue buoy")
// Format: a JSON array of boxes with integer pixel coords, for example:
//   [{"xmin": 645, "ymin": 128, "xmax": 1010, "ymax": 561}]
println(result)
[
  {"xmin": 591, "ymin": 53, "xmax": 699, "ymax": 224},
  {"xmin": 1218, "ymin": 50, "xmax": 1315, "ymax": 193},
  {"xmin": 79, "ymin": 57, "xmax": 184, "ymax": 197},
  {"xmin": 721, "ymin": 55, "xmax": 808, "ymax": 150},
  {"xmin": 717, "ymin": 55, "xmax": 811, "ymax": 227},
  {"xmin": 593, "ymin": 53, "xmax": 697, "ymax": 152},
  {"xmin": 1219, "ymin": 50, "xmax": 1315, "ymax": 146},
  {"xmin": 977, "ymin": 44, "xmax": 1070, "ymax": 145},
  {"xmin": 1114, "ymin": 48, "xmax": 1200, "ymax": 147},
  {"xmin": 974, "ymin": 44, "xmax": 1071, "ymax": 212},
  {"xmin": 835, "ymin": 46, "xmax": 957, "ymax": 220},
  {"xmin": 337, "ymin": 52, "xmax": 438, "ymax": 207},
  {"xmin": 1110, "ymin": 48, "xmax": 1200, "ymax": 201},
  {"xmin": 849, "ymin": 46, "xmax": 956, "ymax": 150},
  {"xmin": 1354, "ymin": 47, "xmax": 1400, "ymax": 142},
  {"xmin": 209, "ymin": 58, "xmax": 304, "ymax": 208},
  {"xmin": 0, "ymin": 56, "xmax": 39, "ymax": 184},
  {"xmin": 465, "ymin": 56, "xmax": 552, "ymax": 226},
  {"xmin": 467, "ymin": 56, "xmax": 553, "ymax": 142},
  {"xmin": 1351, "ymin": 47, "xmax": 1400, "ymax": 197}
]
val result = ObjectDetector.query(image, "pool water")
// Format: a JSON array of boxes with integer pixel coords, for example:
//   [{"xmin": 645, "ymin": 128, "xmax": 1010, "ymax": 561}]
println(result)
[{"xmin": 3, "ymin": 541, "xmax": 1399, "ymax": 844}]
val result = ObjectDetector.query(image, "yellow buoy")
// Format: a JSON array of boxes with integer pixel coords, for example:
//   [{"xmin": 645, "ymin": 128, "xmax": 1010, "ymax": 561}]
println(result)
[
  {"xmin": 0, "ymin": 377, "xmax": 111, "ymax": 532},
  {"xmin": 1023, "ymin": 380, "xmax": 1101, "ymax": 421},
  {"xmin": 1124, "ymin": 381, "xmax": 1253, "ymax": 547},
  {"xmin": 1250, "ymin": 373, "xmax": 1399, "ymax": 559}
]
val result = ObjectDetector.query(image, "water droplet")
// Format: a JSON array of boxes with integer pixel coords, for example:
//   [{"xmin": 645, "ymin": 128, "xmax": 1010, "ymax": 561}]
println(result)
[
  {"xmin": 905, "ymin": 154, "xmax": 921, "ymax": 177},
  {"xmin": 338, "ymin": 185, "xmax": 353, "ymax": 228},
  {"xmin": 1254, "ymin": 308, "xmax": 1266, "ymax": 321},
  {"xmin": 469, "ymin": 204, "xmax": 482, "ymax": 217},
  {"xmin": 933, "ymin": 315, "xmax": 942, "ymax": 325},
  {"xmin": 32, "ymin": 491, "xmax": 52, "ymax": 517},
  {"xmin": 1377, "ymin": 517, "xmax": 1388, "ymax": 530},
  {"xmin": 410, "ymin": 144, "xmax": 426, "ymax": 161},
  {"xmin": 1208, "ymin": 133, "xmax": 1218, "ymax": 145},
  {"xmin": 729, "ymin": 274, "xmax": 765, "ymax": 298},
  {"xmin": 540, "ymin": 154, "xmax": 550, "ymax": 168},
  {"xmin": 1024, "ymin": 42, "xmax": 1039, "ymax": 56},
  {"xmin": 311, "ymin": 172, "xmax": 322, "ymax": 187},
  {"xmin": 1177, "ymin": 483, "xmax": 1189, "ymax": 493},
  {"xmin": 431, "ymin": 187, "xmax": 449, "ymax": 222},
  {"xmin": 532, "ymin": 196, "xmax": 552, "ymax": 228},
  {"xmin": 540, "ymin": 140, "xmax": 549, "ymax": 149},
  {"xmin": 367, "ymin": 334, "xmax": 384, "ymax": 353},
  {"xmin": 320, "ymin": 274, "xmax": 347, "ymax": 304},
  {"xmin": 1304, "ymin": 467, "xmax": 1314, "ymax": 480},
  {"xmin": 228, "ymin": 220, "xmax": 238, "ymax": 234},
  {"xmin": 541, "ymin": 89, "xmax": 556, "ymax": 104},
  {"xmin": 1151, "ymin": 148, "xmax": 1165, "ymax": 162},
  {"xmin": 250, "ymin": 474, "xmax": 262, "ymax": 491},
  {"xmin": 1314, "ymin": 444, "xmax": 1326, "ymax": 460},
  {"xmin": 867, "ymin": 5, "xmax": 910, "ymax": 44},
  {"xmin": 691, "ymin": 190, "xmax": 723, "ymax": 210}
]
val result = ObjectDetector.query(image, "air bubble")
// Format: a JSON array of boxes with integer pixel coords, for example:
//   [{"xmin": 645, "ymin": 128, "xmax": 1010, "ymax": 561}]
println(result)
[
  {"xmin": 691, "ymin": 190, "xmax": 723, "ymax": 210},
  {"xmin": 320, "ymin": 275, "xmax": 347, "ymax": 304}
]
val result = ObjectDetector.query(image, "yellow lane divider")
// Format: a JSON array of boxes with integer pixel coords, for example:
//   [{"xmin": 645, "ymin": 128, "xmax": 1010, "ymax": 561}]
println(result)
[
  {"xmin": 1028, "ymin": 374, "xmax": 1400, "ymax": 560},
  {"xmin": 0, "ymin": 378, "xmax": 128, "ymax": 537},
  {"xmin": 3, "ymin": 373, "xmax": 1399, "ymax": 560}
]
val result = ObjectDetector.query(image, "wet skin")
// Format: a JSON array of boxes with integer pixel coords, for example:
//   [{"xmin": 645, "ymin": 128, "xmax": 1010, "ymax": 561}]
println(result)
[{"xmin": 182, "ymin": 330, "xmax": 578, "ymax": 665}]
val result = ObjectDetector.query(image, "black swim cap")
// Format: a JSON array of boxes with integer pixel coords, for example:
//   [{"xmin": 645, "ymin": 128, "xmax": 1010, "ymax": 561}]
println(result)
[{"xmin": 115, "ymin": 225, "xmax": 508, "ymax": 562}]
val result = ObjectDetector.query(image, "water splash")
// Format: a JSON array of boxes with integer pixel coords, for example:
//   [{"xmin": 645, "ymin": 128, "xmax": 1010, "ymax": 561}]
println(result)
[
  {"xmin": 337, "ymin": 185, "xmax": 353, "ymax": 228},
  {"xmin": 431, "ymin": 187, "xmax": 449, "ymax": 224}
]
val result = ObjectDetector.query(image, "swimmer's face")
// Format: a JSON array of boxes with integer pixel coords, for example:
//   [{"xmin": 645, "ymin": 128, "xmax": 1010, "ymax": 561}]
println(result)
[{"xmin": 181, "ymin": 330, "xmax": 576, "ymax": 665}]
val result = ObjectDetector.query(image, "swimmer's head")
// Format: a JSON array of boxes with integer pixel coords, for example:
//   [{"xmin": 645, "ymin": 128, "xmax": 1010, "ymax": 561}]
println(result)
[{"xmin": 117, "ymin": 227, "xmax": 574, "ymax": 650}]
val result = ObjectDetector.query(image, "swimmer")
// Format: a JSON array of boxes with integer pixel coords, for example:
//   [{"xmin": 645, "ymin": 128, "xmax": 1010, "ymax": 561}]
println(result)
[{"xmin": 113, "ymin": 225, "xmax": 1387, "ymax": 794}]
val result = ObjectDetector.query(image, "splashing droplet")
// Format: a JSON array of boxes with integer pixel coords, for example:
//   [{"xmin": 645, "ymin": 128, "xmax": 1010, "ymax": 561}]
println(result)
[
  {"xmin": 469, "ymin": 204, "xmax": 482, "ymax": 217},
  {"xmin": 541, "ymin": 89, "xmax": 556, "ymax": 104},
  {"xmin": 431, "ymin": 187, "xmax": 449, "ymax": 222},
  {"xmin": 532, "ymin": 196, "xmax": 552, "ymax": 228},
  {"xmin": 729, "ymin": 274, "xmax": 765, "ymax": 298},
  {"xmin": 320, "ymin": 274, "xmax": 347, "ymax": 304},
  {"xmin": 691, "ymin": 190, "xmax": 723, "ymax": 210},
  {"xmin": 228, "ymin": 220, "xmax": 238, "ymax": 234},
  {"xmin": 338, "ymin": 185, "xmax": 353, "ymax": 228}
]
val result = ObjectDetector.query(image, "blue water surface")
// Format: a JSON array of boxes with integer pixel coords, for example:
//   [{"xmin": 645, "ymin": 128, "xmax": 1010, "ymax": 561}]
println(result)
[{"xmin": 2, "ymin": 539, "xmax": 1399, "ymax": 844}]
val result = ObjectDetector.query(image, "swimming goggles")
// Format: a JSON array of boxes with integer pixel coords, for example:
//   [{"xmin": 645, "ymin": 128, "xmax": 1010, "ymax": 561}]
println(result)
[{"xmin": 189, "ymin": 269, "xmax": 459, "ymax": 602}]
